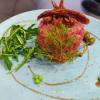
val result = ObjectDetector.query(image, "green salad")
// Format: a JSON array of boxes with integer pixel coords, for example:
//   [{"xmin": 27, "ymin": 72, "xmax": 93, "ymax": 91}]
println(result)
[{"xmin": 0, "ymin": 24, "xmax": 49, "ymax": 73}]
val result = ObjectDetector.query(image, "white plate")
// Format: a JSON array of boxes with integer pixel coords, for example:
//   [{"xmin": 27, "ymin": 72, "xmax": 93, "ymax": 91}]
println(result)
[{"xmin": 0, "ymin": 9, "xmax": 100, "ymax": 100}]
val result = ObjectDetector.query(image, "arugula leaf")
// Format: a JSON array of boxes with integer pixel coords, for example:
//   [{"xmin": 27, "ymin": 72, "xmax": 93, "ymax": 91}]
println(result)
[
  {"xmin": 31, "ymin": 28, "xmax": 38, "ymax": 36},
  {"xmin": 20, "ymin": 47, "xmax": 31, "ymax": 56},
  {"xmin": 10, "ymin": 25, "xmax": 21, "ymax": 32},
  {"xmin": 11, "ymin": 47, "xmax": 34, "ymax": 72},
  {"xmin": 33, "ymin": 44, "xmax": 50, "ymax": 60},
  {"xmin": 16, "ymin": 34, "xmax": 24, "ymax": 45},
  {"xmin": 0, "ymin": 23, "xmax": 40, "ymax": 72},
  {"xmin": 27, "ymin": 24, "xmax": 38, "ymax": 36},
  {"xmin": 11, "ymin": 49, "xmax": 18, "ymax": 61},
  {"xmin": 0, "ymin": 55, "xmax": 3, "ymax": 59},
  {"xmin": 27, "ymin": 24, "xmax": 35, "ymax": 30},
  {"xmin": 2, "ymin": 47, "xmax": 7, "ymax": 54},
  {"xmin": 0, "ymin": 38, "xmax": 2, "ymax": 45},
  {"xmin": 3, "ymin": 55, "xmax": 12, "ymax": 70}
]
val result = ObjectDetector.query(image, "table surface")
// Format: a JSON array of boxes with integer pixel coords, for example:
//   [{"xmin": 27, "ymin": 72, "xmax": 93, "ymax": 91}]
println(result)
[{"xmin": 0, "ymin": 0, "xmax": 99, "ymax": 23}]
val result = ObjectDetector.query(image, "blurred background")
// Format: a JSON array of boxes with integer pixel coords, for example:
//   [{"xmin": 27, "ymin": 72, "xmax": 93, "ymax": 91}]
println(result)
[{"xmin": 0, "ymin": 0, "xmax": 100, "ymax": 23}]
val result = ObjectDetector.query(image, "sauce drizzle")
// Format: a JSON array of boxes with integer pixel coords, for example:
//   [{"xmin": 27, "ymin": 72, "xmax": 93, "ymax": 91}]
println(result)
[
  {"xmin": 11, "ymin": 74, "xmax": 74, "ymax": 100},
  {"xmin": 28, "ymin": 49, "xmax": 90, "ymax": 86},
  {"xmin": 43, "ymin": 49, "xmax": 90, "ymax": 86}
]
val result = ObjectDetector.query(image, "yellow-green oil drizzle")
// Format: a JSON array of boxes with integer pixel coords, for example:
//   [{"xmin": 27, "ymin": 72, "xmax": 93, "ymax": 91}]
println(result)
[
  {"xmin": 11, "ymin": 74, "xmax": 74, "ymax": 100},
  {"xmin": 44, "ymin": 48, "xmax": 90, "ymax": 86},
  {"xmin": 28, "ymin": 47, "xmax": 90, "ymax": 86}
]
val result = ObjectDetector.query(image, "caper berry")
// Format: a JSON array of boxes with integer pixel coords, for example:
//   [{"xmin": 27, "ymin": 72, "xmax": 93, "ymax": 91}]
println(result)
[
  {"xmin": 35, "ymin": 78, "xmax": 41, "ymax": 84},
  {"xmin": 85, "ymin": 32, "xmax": 90, "ymax": 39},
  {"xmin": 78, "ymin": 53, "xmax": 83, "ymax": 57},
  {"xmin": 83, "ymin": 32, "xmax": 91, "ymax": 42},
  {"xmin": 33, "ymin": 74, "xmax": 43, "ymax": 85},
  {"xmin": 88, "ymin": 37, "xmax": 95, "ymax": 45},
  {"xmin": 34, "ymin": 75, "xmax": 39, "ymax": 80},
  {"xmin": 39, "ymin": 76, "xmax": 43, "ymax": 81}
]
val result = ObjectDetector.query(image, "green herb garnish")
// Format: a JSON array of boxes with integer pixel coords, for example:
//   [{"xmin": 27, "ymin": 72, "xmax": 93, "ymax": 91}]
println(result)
[
  {"xmin": 0, "ymin": 23, "xmax": 38, "ymax": 72},
  {"xmin": 33, "ymin": 74, "xmax": 43, "ymax": 84},
  {"xmin": 11, "ymin": 47, "xmax": 34, "ymax": 72},
  {"xmin": 28, "ymin": 65, "xmax": 43, "ymax": 85},
  {"xmin": 98, "ymin": 76, "xmax": 100, "ymax": 82},
  {"xmin": 3, "ymin": 55, "xmax": 12, "ymax": 70}
]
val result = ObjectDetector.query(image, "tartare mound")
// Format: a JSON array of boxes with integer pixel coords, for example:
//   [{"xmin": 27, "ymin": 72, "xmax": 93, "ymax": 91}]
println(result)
[
  {"xmin": 37, "ymin": 18, "xmax": 85, "ymax": 63},
  {"xmin": 37, "ymin": 0, "xmax": 89, "ymax": 63}
]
